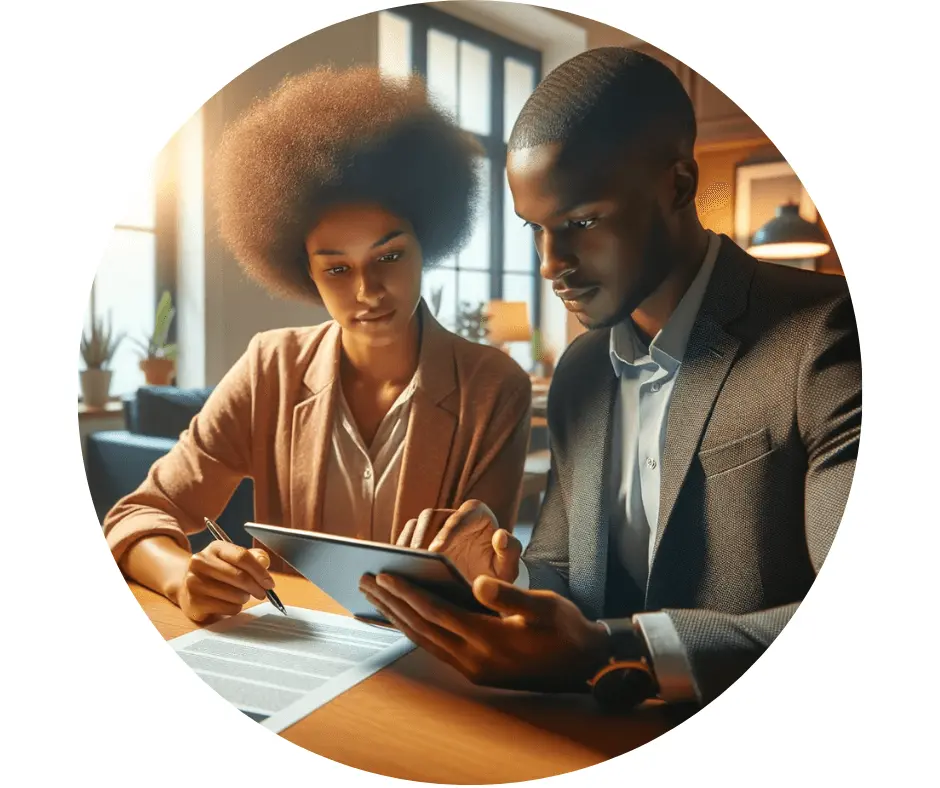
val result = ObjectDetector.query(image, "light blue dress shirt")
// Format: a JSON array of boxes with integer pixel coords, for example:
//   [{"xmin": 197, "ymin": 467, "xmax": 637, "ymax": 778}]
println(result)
[{"xmin": 517, "ymin": 231, "xmax": 721, "ymax": 703}]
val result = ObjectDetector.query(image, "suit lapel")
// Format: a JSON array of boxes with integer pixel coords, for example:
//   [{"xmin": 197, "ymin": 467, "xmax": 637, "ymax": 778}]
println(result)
[
  {"xmin": 568, "ymin": 333, "xmax": 618, "ymax": 620},
  {"xmin": 391, "ymin": 303, "xmax": 458, "ymax": 542},
  {"xmin": 289, "ymin": 322, "xmax": 341, "ymax": 533},
  {"xmin": 651, "ymin": 238, "xmax": 754, "ymax": 565}
]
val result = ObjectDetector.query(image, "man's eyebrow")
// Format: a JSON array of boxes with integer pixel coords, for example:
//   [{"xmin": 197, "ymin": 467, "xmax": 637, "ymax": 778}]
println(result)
[{"xmin": 311, "ymin": 229, "xmax": 405, "ymax": 255}]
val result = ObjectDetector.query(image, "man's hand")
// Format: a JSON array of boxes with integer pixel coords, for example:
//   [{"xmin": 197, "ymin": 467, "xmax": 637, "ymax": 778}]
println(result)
[
  {"xmin": 359, "ymin": 572, "xmax": 610, "ymax": 693},
  {"xmin": 173, "ymin": 541, "xmax": 273, "ymax": 624},
  {"xmin": 397, "ymin": 500, "xmax": 522, "ymax": 584}
]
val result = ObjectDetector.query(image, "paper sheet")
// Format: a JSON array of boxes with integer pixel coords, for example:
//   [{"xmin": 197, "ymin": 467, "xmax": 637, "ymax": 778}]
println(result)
[{"xmin": 169, "ymin": 603, "xmax": 414, "ymax": 732}]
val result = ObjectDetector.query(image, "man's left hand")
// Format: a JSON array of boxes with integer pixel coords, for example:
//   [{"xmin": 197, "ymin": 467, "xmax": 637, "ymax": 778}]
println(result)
[{"xmin": 359, "ymin": 572, "xmax": 610, "ymax": 693}]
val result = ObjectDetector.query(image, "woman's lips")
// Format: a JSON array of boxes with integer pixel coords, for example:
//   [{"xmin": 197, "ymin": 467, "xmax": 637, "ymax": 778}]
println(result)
[{"xmin": 355, "ymin": 309, "xmax": 396, "ymax": 326}]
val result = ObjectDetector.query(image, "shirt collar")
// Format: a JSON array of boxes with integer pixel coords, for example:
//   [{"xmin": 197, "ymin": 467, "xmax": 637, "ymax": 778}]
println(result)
[{"xmin": 610, "ymin": 230, "xmax": 720, "ymax": 375}]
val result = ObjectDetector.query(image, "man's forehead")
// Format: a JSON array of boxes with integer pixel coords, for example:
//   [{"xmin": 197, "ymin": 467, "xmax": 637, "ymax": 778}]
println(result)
[{"xmin": 508, "ymin": 142, "xmax": 625, "ymax": 210}]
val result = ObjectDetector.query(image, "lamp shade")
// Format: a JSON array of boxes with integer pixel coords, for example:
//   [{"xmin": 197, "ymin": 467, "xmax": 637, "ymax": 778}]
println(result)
[
  {"xmin": 485, "ymin": 301, "xmax": 531, "ymax": 344},
  {"xmin": 747, "ymin": 202, "xmax": 831, "ymax": 260}
]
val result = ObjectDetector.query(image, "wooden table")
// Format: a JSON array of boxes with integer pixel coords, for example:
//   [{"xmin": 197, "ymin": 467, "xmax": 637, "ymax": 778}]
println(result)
[{"xmin": 133, "ymin": 575, "xmax": 685, "ymax": 783}]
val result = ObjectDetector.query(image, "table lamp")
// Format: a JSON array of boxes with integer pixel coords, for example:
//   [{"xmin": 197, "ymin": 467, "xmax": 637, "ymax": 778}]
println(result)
[
  {"xmin": 747, "ymin": 201, "xmax": 831, "ymax": 261},
  {"xmin": 485, "ymin": 300, "xmax": 531, "ymax": 353}
]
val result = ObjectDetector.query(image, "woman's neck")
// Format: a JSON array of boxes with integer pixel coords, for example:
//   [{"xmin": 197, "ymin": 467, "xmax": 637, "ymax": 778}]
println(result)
[{"xmin": 339, "ymin": 309, "xmax": 422, "ymax": 388}]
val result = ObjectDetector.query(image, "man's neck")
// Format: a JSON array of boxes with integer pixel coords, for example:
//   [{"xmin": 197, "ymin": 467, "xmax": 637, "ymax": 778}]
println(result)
[{"xmin": 632, "ymin": 226, "xmax": 711, "ymax": 341}]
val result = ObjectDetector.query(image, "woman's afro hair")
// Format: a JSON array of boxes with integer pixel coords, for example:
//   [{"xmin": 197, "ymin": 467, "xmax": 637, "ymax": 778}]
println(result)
[{"xmin": 213, "ymin": 66, "xmax": 483, "ymax": 303}]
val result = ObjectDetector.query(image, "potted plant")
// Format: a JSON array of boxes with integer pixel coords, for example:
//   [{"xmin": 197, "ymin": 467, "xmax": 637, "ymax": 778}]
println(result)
[
  {"xmin": 454, "ymin": 301, "xmax": 489, "ymax": 343},
  {"xmin": 80, "ymin": 310, "xmax": 123, "ymax": 407},
  {"xmin": 132, "ymin": 290, "xmax": 178, "ymax": 386}
]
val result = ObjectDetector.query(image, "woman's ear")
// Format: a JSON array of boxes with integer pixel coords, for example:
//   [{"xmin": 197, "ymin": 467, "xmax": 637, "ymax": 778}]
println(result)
[{"xmin": 672, "ymin": 158, "xmax": 699, "ymax": 212}]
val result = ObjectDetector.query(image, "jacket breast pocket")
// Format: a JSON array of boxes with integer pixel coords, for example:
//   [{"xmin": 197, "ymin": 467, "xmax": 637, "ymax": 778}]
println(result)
[{"xmin": 698, "ymin": 428, "xmax": 774, "ymax": 478}]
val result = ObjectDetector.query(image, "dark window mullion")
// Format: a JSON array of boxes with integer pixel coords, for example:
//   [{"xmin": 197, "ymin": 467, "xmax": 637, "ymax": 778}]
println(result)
[{"xmin": 489, "ymin": 52, "xmax": 504, "ymax": 304}]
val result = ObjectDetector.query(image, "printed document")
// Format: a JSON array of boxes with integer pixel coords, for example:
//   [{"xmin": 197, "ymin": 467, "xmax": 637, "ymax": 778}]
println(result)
[{"xmin": 170, "ymin": 603, "xmax": 413, "ymax": 732}]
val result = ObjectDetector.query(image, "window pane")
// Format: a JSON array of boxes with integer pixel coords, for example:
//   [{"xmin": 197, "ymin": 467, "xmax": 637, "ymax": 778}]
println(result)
[
  {"xmin": 504, "ymin": 57, "xmax": 536, "ymax": 143},
  {"xmin": 458, "ymin": 156, "xmax": 491, "ymax": 271},
  {"xmin": 503, "ymin": 272, "xmax": 536, "ymax": 305},
  {"xmin": 458, "ymin": 40, "xmax": 491, "ymax": 135},
  {"xmin": 115, "ymin": 162, "xmax": 156, "ymax": 229},
  {"xmin": 457, "ymin": 270, "xmax": 491, "ymax": 312},
  {"xmin": 428, "ymin": 29, "xmax": 458, "ymax": 117},
  {"xmin": 89, "ymin": 228, "xmax": 156, "ymax": 397},
  {"xmin": 423, "ymin": 263, "xmax": 457, "ymax": 331},
  {"xmin": 508, "ymin": 338, "xmax": 533, "ymax": 372},
  {"xmin": 378, "ymin": 11, "xmax": 412, "ymax": 78},
  {"xmin": 503, "ymin": 174, "xmax": 535, "ymax": 272}
]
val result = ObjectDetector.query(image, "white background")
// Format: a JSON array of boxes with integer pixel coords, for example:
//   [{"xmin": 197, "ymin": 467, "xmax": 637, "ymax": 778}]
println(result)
[{"xmin": 1, "ymin": 0, "xmax": 937, "ymax": 785}]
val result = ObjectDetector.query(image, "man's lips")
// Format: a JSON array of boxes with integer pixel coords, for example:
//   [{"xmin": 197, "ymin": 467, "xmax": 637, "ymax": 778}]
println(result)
[
  {"xmin": 554, "ymin": 285, "xmax": 599, "ymax": 301},
  {"xmin": 554, "ymin": 285, "xmax": 599, "ymax": 313}
]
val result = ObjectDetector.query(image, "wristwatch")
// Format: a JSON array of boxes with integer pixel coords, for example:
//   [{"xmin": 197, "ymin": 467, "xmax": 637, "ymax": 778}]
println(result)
[{"xmin": 588, "ymin": 618, "xmax": 659, "ymax": 711}]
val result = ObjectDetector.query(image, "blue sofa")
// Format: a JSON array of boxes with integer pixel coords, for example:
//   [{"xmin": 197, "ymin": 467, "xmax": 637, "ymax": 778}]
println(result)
[{"xmin": 85, "ymin": 386, "xmax": 255, "ymax": 551}]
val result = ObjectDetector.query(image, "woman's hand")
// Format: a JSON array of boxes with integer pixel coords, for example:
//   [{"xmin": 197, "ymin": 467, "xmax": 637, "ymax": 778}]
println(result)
[{"xmin": 174, "ymin": 541, "xmax": 274, "ymax": 623}]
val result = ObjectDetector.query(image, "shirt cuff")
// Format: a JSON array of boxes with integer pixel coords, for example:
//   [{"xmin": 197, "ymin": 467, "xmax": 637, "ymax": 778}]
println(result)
[
  {"xmin": 514, "ymin": 559, "xmax": 530, "ymax": 589},
  {"xmin": 633, "ymin": 611, "xmax": 699, "ymax": 704}
]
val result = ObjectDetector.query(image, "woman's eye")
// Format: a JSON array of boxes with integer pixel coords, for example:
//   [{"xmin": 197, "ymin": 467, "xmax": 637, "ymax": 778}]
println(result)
[
  {"xmin": 523, "ymin": 221, "xmax": 541, "ymax": 233},
  {"xmin": 378, "ymin": 251, "xmax": 402, "ymax": 263},
  {"xmin": 326, "ymin": 266, "xmax": 349, "ymax": 276}
]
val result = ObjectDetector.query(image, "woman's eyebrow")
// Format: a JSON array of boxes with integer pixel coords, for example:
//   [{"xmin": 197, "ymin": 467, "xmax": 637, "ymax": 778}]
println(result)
[{"xmin": 312, "ymin": 229, "xmax": 405, "ymax": 256}]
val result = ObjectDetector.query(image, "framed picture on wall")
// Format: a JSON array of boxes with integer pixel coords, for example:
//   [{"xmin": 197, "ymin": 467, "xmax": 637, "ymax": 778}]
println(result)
[{"xmin": 734, "ymin": 159, "xmax": 819, "ymax": 271}]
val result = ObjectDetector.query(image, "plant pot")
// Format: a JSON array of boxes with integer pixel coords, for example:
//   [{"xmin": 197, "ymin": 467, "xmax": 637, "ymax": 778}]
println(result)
[
  {"xmin": 139, "ymin": 357, "xmax": 175, "ymax": 386},
  {"xmin": 80, "ymin": 368, "xmax": 112, "ymax": 408}
]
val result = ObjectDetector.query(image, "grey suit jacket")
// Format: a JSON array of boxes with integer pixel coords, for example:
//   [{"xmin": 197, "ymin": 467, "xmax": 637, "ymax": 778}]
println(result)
[{"xmin": 523, "ymin": 236, "xmax": 861, "ymax": 705}]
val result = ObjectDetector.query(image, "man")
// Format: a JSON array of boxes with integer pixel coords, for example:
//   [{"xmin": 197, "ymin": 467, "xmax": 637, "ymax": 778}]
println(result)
[{"xmin": 360, "ymin": 47, "xmax": 860, "ymax": 709}]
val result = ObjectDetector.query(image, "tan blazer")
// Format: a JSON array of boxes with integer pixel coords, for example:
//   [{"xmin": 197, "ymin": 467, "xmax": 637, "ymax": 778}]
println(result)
[{"xmin": 103, "ymin": 304, "xmax": 532, "ymax": 573}]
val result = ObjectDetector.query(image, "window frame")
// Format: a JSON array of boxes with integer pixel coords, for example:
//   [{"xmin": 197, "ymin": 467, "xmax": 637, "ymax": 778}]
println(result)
[
  {"xmin": 384, "ymin": 3, "xmax": 543, "ymax": 329},
  {"xmin": 82, "ymin": 144, "xmax": 179, "ymax": 401}
]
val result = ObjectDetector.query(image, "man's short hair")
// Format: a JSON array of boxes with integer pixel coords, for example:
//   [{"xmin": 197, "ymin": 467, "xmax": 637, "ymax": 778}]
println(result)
[{"xmin": 508, "ymin": 47, "xmax": 697, "ymax": 166}]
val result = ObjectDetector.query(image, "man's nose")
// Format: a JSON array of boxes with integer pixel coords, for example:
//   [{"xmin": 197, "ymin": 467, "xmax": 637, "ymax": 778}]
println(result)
[{"xmin": 538, "ymin": 232, "xmax": 578, "ymax": 282}]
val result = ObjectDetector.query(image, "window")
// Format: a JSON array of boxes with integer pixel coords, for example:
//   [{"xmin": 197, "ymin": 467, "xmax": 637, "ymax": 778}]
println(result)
[
  {"xmin": 82, "ymin": 156, "xmax": 175, "ymax": 399},
  {"xmin": 379, "ymin": 5, "xmax": 541, "ymax": 369}
]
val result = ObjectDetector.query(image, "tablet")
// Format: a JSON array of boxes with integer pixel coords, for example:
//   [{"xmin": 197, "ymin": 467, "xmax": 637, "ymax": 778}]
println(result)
[{"xmin": 243, "ymin": 523, "xmax": 497, "ymax": 623}]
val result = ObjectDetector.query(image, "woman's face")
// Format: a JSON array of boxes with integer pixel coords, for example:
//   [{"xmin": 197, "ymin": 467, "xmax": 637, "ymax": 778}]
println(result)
[{"xmin": 305, "ymin": 204, "xmax": 423, "ymax": 345}]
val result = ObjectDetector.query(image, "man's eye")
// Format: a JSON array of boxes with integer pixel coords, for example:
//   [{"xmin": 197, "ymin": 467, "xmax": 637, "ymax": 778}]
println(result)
[
  {"xmin": 378, "ymin": 252, "xmax": 402, "ymax": 263},
  {"xmin": 569, "ymin": 218, "xmax": 598, "ymax": 230},
  {"xmin": 523, "ymin": 221, "xmax": 542, "ymax": 233}
]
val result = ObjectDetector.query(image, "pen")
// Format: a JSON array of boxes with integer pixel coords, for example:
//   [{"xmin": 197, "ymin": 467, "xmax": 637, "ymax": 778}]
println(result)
[{"xmin": 203, "ymin": 517, "xmax": 288, "ymax": 616}]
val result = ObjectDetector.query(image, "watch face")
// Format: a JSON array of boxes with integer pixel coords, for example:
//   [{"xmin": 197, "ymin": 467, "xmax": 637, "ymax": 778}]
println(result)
[{"xmin": 593, "ymin": 666, "xmax": 656, "ymax": 712}]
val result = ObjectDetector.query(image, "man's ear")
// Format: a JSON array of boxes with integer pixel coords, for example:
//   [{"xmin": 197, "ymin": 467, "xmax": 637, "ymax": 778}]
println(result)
[{"xmin": 672, "ymin": 158, "xmax": 699, "ymax": 212}]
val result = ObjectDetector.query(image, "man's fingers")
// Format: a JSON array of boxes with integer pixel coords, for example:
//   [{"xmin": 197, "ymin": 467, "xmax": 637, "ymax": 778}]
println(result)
[
  {"xmin": 397, "ymin": 518, "xmax": 418, "ymax": 547},
  {"xmin": 359, "ymin": 576, "xmax": 469, "ymax": 652},
  {"xmin": 492, "ymin": 530, "xmax": 523, "ymax": 581},
  {"xmin": 362, "ymin": 573, "xmax": 478, "ymax": 644},
  {"xmin": 472, "ymin": 575, "xmax": 557, "ymax": 624},
  {"xmin": 360, "ymin": 589, "xmax": 474, "ymax": 676},
  {"xmin": 411, "ymin": 509, "xmax": 438, "ymax": 549}
]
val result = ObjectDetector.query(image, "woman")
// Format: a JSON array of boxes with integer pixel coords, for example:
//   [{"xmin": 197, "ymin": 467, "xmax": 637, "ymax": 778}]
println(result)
[{"xmin": 103, "ymin": 66, "xmax": 532, "ymax": 623}]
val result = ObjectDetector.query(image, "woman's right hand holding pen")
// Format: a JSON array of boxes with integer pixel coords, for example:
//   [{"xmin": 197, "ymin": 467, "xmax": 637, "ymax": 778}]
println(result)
[{"xmin": 173, "ymin": 541, "xmax": 274, "ymax": 623}]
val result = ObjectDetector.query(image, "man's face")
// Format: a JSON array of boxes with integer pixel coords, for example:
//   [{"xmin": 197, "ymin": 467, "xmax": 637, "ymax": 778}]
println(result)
[{"xmin": 507, "ymin": 142, "xmax": 677, "ymax": 330}]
